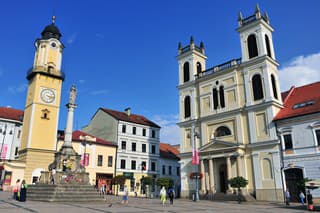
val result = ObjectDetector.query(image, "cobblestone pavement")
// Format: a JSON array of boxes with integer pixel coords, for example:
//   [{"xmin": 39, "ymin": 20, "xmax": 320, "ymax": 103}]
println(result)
[{"xmin": 0, "ymin": 191, "xmax": 311, "ymax": 212}]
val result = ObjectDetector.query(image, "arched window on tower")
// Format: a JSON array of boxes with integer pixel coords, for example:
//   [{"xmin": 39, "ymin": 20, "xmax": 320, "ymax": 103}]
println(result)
[
  {"xmin": 252, "ymin": 74, "xmax": 264, "ymax": 101},
  {"xmin": 184, "ymin": 96, "xmax": 191, "ymax": 118},
  {"xmin": 265, "ymin": 35, "xmax": 272, "ymax": 58},
  {"xmin": 248, "ymin": 34, "xmax": 258, "ymax": 59},
  {"xmin": 196, "ymin": 62, "xmax": 202, "ymax": 76},
  {"xmin": 212, "ymin": 88, "xmax": 218, "ymax": 110},
  {"xmin": 183, "ymin": 62, "xmax": 190, "ymax": 83},
  {"xmin": 219, "ymin": 85, "xmax": 225, "ymax": 108},
  {"xmin": 215, "ymin": 126, "xmax": 231, "ymax": 137},
  {"xmin": 271, "ymin": 74, "xmax": 278, "ymax": 100}
]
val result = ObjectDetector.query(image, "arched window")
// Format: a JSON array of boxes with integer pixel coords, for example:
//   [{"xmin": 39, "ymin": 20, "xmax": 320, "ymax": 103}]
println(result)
[
  {"xmin": 265, "ymin": 35, "xmax": 272, "ymax": 58},
  {"xmin": 271, "ymin": 74, "xmax": 278, "ymax": 100},
  {"xmin": 212, "ymin": 88, "xmax": 218, "ymax": 110},
  {"xmin": 215, "ymin": 126, "xmax": 231, "ymax": 137},
  {"xmin": 196, "ymin": 62, "xmax": 202, "ymax": 76},
  {"xmin": 252, "ymin": 74, "xmax": 264, "ymax": 101},
  {"xmin": 248, "ymin": 34, "xmax": 258, "ymax": 59},
  {"xmin": 184, "ymin": 96, "xmax": 191, "ymax": 118},
  {"xmin": 183, "ymin": 62, "xmax": 190, "ymax": 83},
  {"xmin": 219, "ymin": 85, "xmax": 225, "ymax": 108}
]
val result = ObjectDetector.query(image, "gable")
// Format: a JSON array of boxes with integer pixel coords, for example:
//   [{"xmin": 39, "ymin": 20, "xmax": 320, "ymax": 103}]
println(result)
[{"xmin": 199, "ymin": 139, "xmax": 239, "ymax": 153}]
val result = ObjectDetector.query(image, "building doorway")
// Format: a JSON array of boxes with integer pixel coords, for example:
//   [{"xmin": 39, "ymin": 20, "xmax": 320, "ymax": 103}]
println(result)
[
  {"xmin": 96, "ymin": 173, "xmax": 113, "ymax": 194},
  {"xmin": 219, "ymin": 164, "xmax": 228, "ymax": 193},
  {"xmin": 284, "ymin": 168, "xmax": 304, "ymax": 202}
]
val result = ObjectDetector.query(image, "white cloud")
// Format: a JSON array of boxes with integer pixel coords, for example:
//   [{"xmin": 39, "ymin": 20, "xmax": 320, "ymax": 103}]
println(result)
[
  {"xmin": 153, "ymin": 114, "xmax": 180, "ymax": 145},
  {"xmin": 89, "ymin": 89, "xmax": 108, "ymax": 96},
  {"xmin": 8, "ymin": 84, "xmax": 28, "ymax": 94},
  {"xmin": 278, "ymin": 52, "xmax": 320, "ymax": 91},
  {"xmin": 66, "ymin": 33, "xmax": 77, "ymax": 44}
]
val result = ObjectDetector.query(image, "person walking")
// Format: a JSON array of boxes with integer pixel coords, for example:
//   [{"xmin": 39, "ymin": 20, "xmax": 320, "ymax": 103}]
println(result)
[
  {"xmin": 160, "ymin": 186, "xmax": 167, "ymax": 206},
  {"xmin": 299, "ymin": 191, "xmax": 305, "ymax": 205},
  {"xmin": 168, "ymin": 187, "xmax": 175, "ymax": 205},
  {"xmin": 19, "ymin": 180, "xmax": 28, "ymax": 202},
  {"xmin": 13, "ymin": 179, "xmax": 20, "ymax": 201},
  {"xmin": 285, "ymin": 188, "xmax": 290, "ymax": 206},
  {"xmin": 121, "ymin": 185, "xmax": 129, "ymax": 204},
  {"xmin": 50, "ymin": 168, "xmax": 56, "ymax": 185}
]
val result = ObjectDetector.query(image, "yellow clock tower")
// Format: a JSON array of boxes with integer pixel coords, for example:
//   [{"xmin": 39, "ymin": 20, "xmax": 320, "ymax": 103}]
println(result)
[{"xmin": 19, "ymin": 16, "xmax": 65, "ymax": 183}]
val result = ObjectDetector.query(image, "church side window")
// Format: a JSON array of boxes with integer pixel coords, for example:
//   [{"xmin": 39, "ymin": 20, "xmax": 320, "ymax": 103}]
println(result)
[
  {"xmin": 271, "ymin": 74, "xmax": 278, "ymax": 100},
  {"xmin": 219, "ymin": 85, "xmax": 225, "ymax": 108},
  {"xmin": 248, "ymin": 34, "xmax": 258, "ymax": 59},
  {"xmin": 196, "ymin": 62, "xmax": 202, "ymax": 76},
  {"xmin": 212, "ymin": 88, "xmax": 218, "ymax": 110},
  {"xmin": 183, "ymin": 62, "xmax": 190, "ymax": 82},
  {"xmin": 252, "ymin": 74, "xmax": 264, "ymax": 101},
  {"xmin": 283, "ymin": 134, "xmax": 293, "ymax": 150},
  {"xmin": 265, "ymin": 34, "xmax": 272, "ymax": 58},
  {"xmin": 215, "ymin": 126, "xmax": 231, "ymax": 137},
  {"xmin": 184, "ymin": 96, "xmax": 191, "ymax": 118}
]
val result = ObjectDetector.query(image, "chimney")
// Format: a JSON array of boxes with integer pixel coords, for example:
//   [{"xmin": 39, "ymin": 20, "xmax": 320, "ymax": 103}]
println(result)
[{"xmin": 125, "ymin": 107, "xmax": 131, "ymax": 116}]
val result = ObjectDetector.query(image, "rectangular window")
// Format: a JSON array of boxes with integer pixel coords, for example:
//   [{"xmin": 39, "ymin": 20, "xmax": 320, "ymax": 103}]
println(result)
[
  {"xmin": 122, "ymin": 125, "xmax": 126, "ymax": 133},
  {"xmin": 132, "ymin": 142, "xmax": 136, "ymax": 152},
  {"xmin": 169, "ymin": 166, "xmax": 172, "ymax": 175},
  {"xmin": 142, "ymin": 144, "xmax": 146, "ymax": 153},
  {"xmin": 97, "ymin": 155, "xmax": 103, "ymax": 166},
  {"xmin": 151, "ymin": 162, "xmax": 156, "ymax": 171},
  {"xmin": 151, "ymin": 145, "xmax": 156, "ymax": 154},
  {"xmin": 15, "ymin": 147, "xmax": 19, "ymax": 156},
  {"xmin": 141, "ymin": 161, "xmax": 146, "ymax": 171},
  {"xmin": 152, "ymin": 130, "xmax": 156, "ymax": 138},
  {"xmin": 177, "ymin": 167, "xmax": 180, "ymax": 176},
  {"xmin": 121, "ymin": 141, "xmax": 126, "ymax": 150},
  {"xmin": 162, "ymin": 165, "xmax": 166, "ymax": 175},
  {"xmin": 143, "ymin": 128, "xmax": 146, "ymax": 136},
  {"xmin": 131, "ymin": 160, "xmax": 136, "ymax": 170},
  {"xmin": 17, "ymin": 130, "xmax": 21, "ymax": 139},
  {"xmin": 284, "ymin": 134, "xmax": 293, "ymax": 150},
  {"xmin": 121, "ymin": 159, "xmax": 126, "ymax": 169},
  {"xmin": 108, "ymin": 156, "xmax": 113, "ymax": 167},
  {"xmin": 316, "ymin": 129, "xmax": 320, "ymax": 146},
  {"xmin": 133, "ymin": 127, "xmax": 136, "ymax": 135}
]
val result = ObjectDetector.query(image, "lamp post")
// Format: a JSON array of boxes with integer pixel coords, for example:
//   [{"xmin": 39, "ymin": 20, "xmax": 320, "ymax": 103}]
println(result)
[{"xmin": 192, "ymin": 124, "xmax": 200, "ymax": 202}]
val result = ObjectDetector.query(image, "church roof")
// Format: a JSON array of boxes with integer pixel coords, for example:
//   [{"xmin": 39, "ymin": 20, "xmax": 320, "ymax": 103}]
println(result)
[
  {"xmin": 58, "ymin": 130, "xmax": 117, "ymax": 147},
  {"xmin": 274, "ymin": 82, "xmax": 320, "ymax": 121},
  {"xmin": 0, "ymin": 107, "xmax": 24, "ymax": 122},
  {"xmin": 41, "ymin": 16, "xmax": 62, "ymax": 40},
  {"xmin": 160, "ymin": 143, "xmax": 180, "ymax": 160},
  {"xmin": 101, "ymin": 108, "xmax": 160, "ymax": 128}
]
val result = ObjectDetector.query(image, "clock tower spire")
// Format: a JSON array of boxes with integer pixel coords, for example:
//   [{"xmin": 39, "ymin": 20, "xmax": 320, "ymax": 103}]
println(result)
[{"xmin": 19, "ymin": 17, "xmax": 65, "ymax": 184}]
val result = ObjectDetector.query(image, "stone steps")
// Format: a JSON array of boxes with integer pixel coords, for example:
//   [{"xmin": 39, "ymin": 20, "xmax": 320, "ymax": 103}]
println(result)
[{"xmin": 27, "ymin": 184, "xmax": 104, "ymax": 202}]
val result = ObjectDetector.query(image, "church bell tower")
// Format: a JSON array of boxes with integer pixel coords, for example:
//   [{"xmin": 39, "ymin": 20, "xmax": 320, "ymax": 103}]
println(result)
[{"xmin": 19, "ymin": 16, "xmax": 65, "ymax": 183}]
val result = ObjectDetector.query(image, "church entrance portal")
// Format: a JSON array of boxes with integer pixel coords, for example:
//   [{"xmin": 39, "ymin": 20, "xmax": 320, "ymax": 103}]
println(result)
[
  {"xmin": 219, "ymin": 164, "xmax": 228, "ymax": 193},
  {"xmin": 284, "ymin": 168, "xmax": 303, "ymax": 202}
]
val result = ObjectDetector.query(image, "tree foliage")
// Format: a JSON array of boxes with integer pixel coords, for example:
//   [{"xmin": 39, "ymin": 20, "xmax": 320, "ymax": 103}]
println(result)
[
  {"xmin": 156, "ymin": 177, "xmax": 174, "ymax": 189},
  {"xmin": 141, "ymin": 176, "xmax": 154, "ymax": 185},
  {"xmin": 228, "ymin": 176, "xmax": 248, "ymax": 189}
]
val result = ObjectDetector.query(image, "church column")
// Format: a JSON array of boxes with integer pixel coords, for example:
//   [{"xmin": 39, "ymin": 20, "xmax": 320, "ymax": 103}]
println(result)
[
  {"xmin": 208, "ymin": 158, "xmax": 215, "ymax": 192},
  {"xmin": 237, "ymin": 155, "xmax": 243, "ymax": 177},
  {"xmin": 226, "ymin": 157, "xmax": 232, "ymax": 191},
  {"xmin": 200, "ymin": 159, "xmax": 206, "ymax": 192}
]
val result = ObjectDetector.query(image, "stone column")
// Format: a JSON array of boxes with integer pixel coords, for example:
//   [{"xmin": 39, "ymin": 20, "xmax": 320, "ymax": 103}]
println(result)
[
  {"xmin": 200, "ymin": 159, "xmax": 206, "ymax": 192},
  {"xmin": 226, "ymin": 157, "xmax": 232, "ymax": 191},
  {"xmin": 209, "ymin": 158, "xmax": 215, "ymax": 192},
  {"xmin": 237, "ymin": 156, "xmax": 243, "ymax": 177}
]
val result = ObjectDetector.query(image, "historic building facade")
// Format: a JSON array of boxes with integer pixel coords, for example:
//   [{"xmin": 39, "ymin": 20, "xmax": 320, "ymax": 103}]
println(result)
[
  {"xmin": 274, "ymin": 82, "xmax": 320, "ymax": 200},
  {"xmin": 83, "ymin": 107, "xmax": 161, "ymax": 196},
  {"xmin": 177, "ymin": 6, "xmax": 284, "ymax": 201}
]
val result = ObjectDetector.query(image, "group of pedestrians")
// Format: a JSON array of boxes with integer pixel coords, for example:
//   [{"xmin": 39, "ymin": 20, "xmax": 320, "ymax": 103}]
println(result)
[
  {"xmin": 160, "ymin": 186, "xmax": 175, "ymax": 206},
  {"xmin": 285, "ymin": 188, "xmax": 313, "ymax": 209},
  {"xmin": 12, "ymin": 179, "xmax": 28, "ymax": 202}
]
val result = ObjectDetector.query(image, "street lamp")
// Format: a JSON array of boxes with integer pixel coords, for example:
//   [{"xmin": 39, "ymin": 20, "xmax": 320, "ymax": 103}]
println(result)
[{"xmin": 192, "ymin": 124, "xmax": 200, "ymax": 202}]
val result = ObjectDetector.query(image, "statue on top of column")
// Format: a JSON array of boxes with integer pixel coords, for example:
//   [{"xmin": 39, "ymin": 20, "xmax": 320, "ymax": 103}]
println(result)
[{"xmin": 69, "ymin": 84, "xmax": 77, "ymax": 105}]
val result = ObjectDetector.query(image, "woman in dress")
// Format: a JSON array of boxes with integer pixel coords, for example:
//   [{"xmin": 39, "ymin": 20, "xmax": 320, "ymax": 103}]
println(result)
[
  {"xmin": 160, "ymin": 186, "xmax": 167, "ymax": 205},
  {"xmin": 19, "ymin": 180, "xmax": 28, "ymax": 202}
]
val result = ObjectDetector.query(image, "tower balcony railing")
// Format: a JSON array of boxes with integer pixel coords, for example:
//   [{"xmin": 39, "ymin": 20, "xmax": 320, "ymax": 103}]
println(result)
[
  {"xmin": 27, "ymin": 66, "xmax": 65, "ymax": 81},
  {"xmin": 195, "ymin": 58, "xmax": 241, "ymax": 79}
]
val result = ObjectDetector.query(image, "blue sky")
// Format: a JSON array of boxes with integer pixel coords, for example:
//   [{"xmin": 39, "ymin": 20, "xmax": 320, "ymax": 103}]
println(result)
[{"xmin": 1, "ymin": 0, "xmax": 320, "ymax": 145}]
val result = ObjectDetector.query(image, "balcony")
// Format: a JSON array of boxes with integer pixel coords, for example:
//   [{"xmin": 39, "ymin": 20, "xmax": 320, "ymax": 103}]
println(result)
[{"xmin": 26, "ymin": 66, "xmax": 65, "ymax": 81}]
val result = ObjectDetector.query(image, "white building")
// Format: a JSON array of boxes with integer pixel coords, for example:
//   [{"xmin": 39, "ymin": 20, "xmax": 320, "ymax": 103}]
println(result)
[
  {"xmin": 82, "ymin": 107, "xmax": 161, "ymax": 196},
  {"xmin": 274, "ymin": 82, "xmax": 320, "ymax": 200},
  {"xmin": 177, "ymin": 5, "xmax": 284, "ymax": 201}
]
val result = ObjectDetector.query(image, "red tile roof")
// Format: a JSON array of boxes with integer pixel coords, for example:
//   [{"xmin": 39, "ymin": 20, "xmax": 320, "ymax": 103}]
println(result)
[
  {"xmin": 101, "ymin": 108, "xmax": 160, "ymax": 128},
  {"xmin": 274, "ymin": 82, "xmax": 320, "ymax": 121},
  {"xmin": 160, "ymin": 143, "xmax": 180, "ymax": 160},
  {"xmin": 58, "ymin": 130, "xmax": 117, "ymax": 147},
  {"xmin": 0, "ymin": 107, "xmax": 24, "ymax": 122}
]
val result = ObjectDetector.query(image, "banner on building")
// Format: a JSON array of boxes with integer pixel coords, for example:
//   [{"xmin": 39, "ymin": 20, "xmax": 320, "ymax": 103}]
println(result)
[
  {"xmin": 80, "ymin": 153, "xmax": 89, "ymax": 166},
  {"xmin": 192, "ymin": 148, "xmax": 199, "ymax": 165}
]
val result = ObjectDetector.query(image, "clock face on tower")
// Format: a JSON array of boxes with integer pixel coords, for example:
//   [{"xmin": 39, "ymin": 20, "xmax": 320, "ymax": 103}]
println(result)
[{"xmin": 40, "ymin": 88, "xmax": 56, "ymax": 103}]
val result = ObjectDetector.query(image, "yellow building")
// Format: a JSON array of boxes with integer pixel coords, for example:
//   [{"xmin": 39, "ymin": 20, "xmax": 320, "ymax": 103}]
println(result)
[{"xmin": 56, "ymin": 130, "xmax": 117, "ymax": 191}]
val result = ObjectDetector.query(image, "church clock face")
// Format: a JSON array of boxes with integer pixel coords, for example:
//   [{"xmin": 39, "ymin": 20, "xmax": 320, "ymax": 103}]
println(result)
[{"xmin": 40, "ymin": 88, "xmax": 56, "ymax": 103}]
